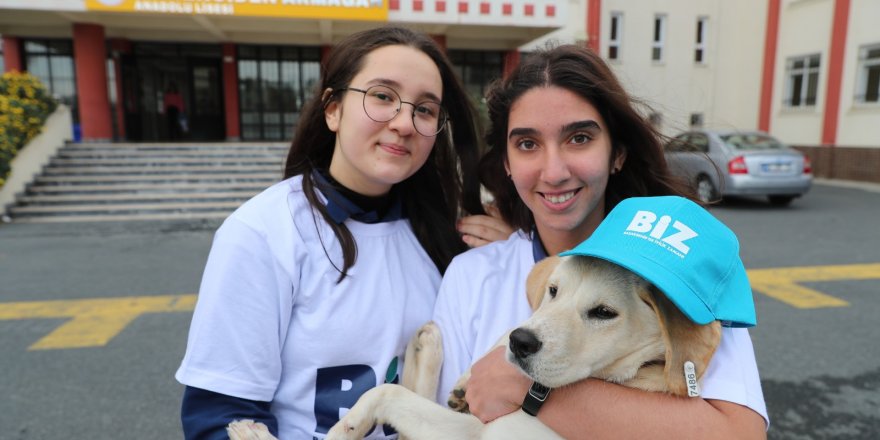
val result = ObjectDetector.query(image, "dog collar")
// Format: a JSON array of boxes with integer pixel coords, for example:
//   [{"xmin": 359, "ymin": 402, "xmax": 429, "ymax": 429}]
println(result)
[{"xmin": 521, "ymin": 381, "xmax": 552, "ymax": 416}]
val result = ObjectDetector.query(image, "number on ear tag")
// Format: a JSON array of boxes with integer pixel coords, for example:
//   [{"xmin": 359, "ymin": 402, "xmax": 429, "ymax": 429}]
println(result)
[{"xmin": 684, "ymin": 361, "xmax": 700, "ymax": 397}]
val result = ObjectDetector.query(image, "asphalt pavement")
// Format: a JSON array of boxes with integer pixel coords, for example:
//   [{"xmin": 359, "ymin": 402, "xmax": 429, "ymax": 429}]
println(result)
[{"xmin": 1, "ymin": 180, "xmax": 879, "ymax": 439}]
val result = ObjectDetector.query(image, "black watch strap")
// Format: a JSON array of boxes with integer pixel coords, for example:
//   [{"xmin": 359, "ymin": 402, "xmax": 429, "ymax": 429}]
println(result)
[{"xmin": 521, "ymin": 381, "xmax": 552, "ymax": 416}]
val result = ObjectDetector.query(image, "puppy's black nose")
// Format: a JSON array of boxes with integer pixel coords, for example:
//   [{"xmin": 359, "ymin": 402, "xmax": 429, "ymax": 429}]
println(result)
[{"xmin": 509, "ymin": 328, "xmax": 542, "ymax": 359}]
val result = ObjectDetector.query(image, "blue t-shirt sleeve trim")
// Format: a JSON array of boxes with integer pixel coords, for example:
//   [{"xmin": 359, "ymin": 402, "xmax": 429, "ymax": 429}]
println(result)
[{"xmin": 181, "ymin": 386, "xmax": 278, "ymax": 439}]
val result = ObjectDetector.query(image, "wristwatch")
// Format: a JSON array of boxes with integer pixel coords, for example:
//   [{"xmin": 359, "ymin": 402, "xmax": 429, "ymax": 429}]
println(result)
[{"xmin": 521, "ymin": 381, "xmax": 552, "ymax": 416}]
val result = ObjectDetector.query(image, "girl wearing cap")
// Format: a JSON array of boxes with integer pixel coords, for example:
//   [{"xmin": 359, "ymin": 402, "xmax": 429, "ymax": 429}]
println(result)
[
  {"xmin": 437, "ymin": 44, "xmax": 768, "ymax": 438},
  {"xmin": 175, "ymin": 26, "xmax": 489, "ymax": 439}
]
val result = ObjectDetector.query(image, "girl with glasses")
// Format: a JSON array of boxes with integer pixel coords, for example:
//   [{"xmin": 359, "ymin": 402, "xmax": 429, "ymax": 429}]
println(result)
[
  {"xmin": 433, "ymin": 44, "xmax": 769, "ymax": 438},
  {"xmin": 176, "ymin": 26, "xmax": 494, "ymax": 439}
]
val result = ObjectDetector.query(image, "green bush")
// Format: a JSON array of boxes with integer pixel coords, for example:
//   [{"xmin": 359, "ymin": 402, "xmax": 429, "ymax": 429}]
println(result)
[{"xmin": 0, "ymin": 71, "xmax": 58, "ymax": 188}]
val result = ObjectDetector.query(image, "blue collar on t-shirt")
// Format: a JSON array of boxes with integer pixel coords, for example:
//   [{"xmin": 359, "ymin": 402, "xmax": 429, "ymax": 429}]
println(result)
[
  {"xmin": 531, "ymin": 228, "xmax": 549, "ymax": 262},
  {"xmin": 312, "ymin": 170, "xmax": 404, "ymax": 224}
]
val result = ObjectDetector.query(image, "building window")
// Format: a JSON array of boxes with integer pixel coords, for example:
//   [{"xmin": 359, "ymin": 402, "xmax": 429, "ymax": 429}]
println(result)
[
  {"xmin": 608, "ymin": 12, "xmax": 623, "ymax": 61},
  {"xmin": 448, "ymin": 49, "xmax": 504, "ymax": 129},
  {"xmin": 237, "ymin": 45, "xmax": 321, "ymax": 141},
  {"xmin": 23, "ymin": 39, "xmax": 77, "ymax": 121},
  {"xmin": 448, "ymin": 50, "xmax": 504, "ymax": 103},
  {"xmin": 856, "ymin": 44, "xmax": 880, "ymax": 104},
  {"xmin": 652, "ymin": 14, "xmax": 666, "ymax": 62},
  {"xmin": 695, "ymin": 16, "xmax": 707, "ymax": 64},
  {"xmin": 785, "ymin": 54, "xmax": 820, "ymax": 107}
]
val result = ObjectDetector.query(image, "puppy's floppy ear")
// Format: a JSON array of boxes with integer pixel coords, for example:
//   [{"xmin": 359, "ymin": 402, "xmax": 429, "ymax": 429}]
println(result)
[
  {"xmin": 643, "ymin": 286, "xmax": 722, "ymax": 397},
  {"xmin": 526, "ymin": 256, "xmax": 560, "ymax": 311}
]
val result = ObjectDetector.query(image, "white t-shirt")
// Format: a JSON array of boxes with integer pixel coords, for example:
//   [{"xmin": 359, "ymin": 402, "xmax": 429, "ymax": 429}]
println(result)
[
  {"xmin": 176, "ymin": 176, "xmax": 440, "ymax": 439},
  {"xmin": 432, "ymin": 231, "xmax": 769, "ymax": 425}
]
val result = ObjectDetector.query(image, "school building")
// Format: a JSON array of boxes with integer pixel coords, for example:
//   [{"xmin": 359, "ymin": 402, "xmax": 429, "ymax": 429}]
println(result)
[
  {"xmin": 0, "ymin": 0, "xmax": 565, "ymax": 143},
  {"xmin": 536, "ymin": 0, "xmax": 880, "ymax": 183},
  {"xmin": 1, "ymin": 0, "xmax": 878, "ymax": 182}
]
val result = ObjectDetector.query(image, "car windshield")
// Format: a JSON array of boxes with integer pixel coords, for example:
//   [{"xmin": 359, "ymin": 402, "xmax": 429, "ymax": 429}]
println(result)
[{"xmin": 721, "ymin": 133, "xmax": 785, "ymax": 150}]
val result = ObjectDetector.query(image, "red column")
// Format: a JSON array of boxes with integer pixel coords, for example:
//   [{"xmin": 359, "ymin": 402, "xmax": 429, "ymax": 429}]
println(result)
[
  {"xmin": 2, "ymin": 36, "xmax": 23, "ymax": 72},
  {"xmin": 321, "ymin": 45, "xmax": 333, "ymax": 64},
  {"xmin": 430, "ymin": 34, "xmax": 447, "ymax": 51},
  {"xmin": 821, "ymin": 0, "xmax": 851, "ymax": 146},
  {"xmin": 110, "ymin": 39, "xmax": 131, "ymax": 140},
  {"xmin": 586, "ymin": 0, "xmax": 602, "ymax": 52},
  {"xmin": 758, "ymin": 0, "xmax": 781, "ymax": 132},
  {"xmin": 73, "ymin": 23, "xmax": 113, "ymax": 142},
  {"xmin": 503, "ymin": 50, "xmax": 520, "ymax": 79},
  {"xmin": 222, "ymin": 43, "xmax": 241, "ymax": 141}
]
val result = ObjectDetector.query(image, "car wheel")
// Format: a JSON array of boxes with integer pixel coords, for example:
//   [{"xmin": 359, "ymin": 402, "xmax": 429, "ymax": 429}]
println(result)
[
  {"xmin": 695, "ymin": 176, "xmax": 716, "ymax": 203},
  {"xmin": 768, "ymin": 195, "xmax": 795, "ymax": 206}
]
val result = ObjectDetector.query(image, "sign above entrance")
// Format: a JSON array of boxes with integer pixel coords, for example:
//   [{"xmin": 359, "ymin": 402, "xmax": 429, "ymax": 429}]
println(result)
[{"xmin": 84, "ymin": 0, "xmax": 389, "ymax": 21}]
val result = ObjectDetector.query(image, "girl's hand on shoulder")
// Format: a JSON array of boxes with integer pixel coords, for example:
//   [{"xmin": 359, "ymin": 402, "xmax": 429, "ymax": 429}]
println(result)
[
  {"xmin": 458, "ymin": 205, "xmax": 515, "ymax": 248},
  {"xmin": 465, "ymin": 346, "xmax": 531, "ymax": 423}
]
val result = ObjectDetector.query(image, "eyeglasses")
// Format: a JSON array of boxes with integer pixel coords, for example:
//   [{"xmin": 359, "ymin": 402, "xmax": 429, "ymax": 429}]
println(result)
[{"xmin": 341, "ymin": 85, "xmax": 448, "ymax": 137}]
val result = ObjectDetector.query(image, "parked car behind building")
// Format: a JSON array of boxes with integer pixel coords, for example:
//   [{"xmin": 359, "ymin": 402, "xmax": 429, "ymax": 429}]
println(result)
[{"xmin": 664, "ymin": 129, "xmax": 813, "ymax": 206}]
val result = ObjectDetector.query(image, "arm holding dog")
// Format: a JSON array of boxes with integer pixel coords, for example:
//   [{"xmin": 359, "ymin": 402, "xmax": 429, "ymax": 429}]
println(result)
[{"xmin": 466, "ymin": 342, "xmax": 767, "ymax": 439}]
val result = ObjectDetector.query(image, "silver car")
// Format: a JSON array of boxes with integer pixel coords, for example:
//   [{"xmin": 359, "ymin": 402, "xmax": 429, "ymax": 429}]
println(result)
[{"xmin": 664, "ymin": 130, "xmax": 812, "ymax": 206}]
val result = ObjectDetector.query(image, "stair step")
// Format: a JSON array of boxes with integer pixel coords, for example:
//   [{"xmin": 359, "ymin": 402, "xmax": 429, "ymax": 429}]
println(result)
[
  {"xmin": 12, "ymin": 211, "xmax": 230, "ymax": 223},
  {"xmin": 10, "ymin": 200, "xmax": 243, "ymax": 215},
  {"xmin": 51, "ymin": 157, "xmax": 283, "ymax": 165},
  {"xmin": 56, "ymin": 151, "xmax": 285, "ymax": 159},
  {"xmin": 27, "ymin": 182, "xmax": 270, "ymax": 194},
  {"xmin": 37, "ymin": 173, "xmax": 280, "ymax": 183},
  {"xmin": 8, "ymin": 142, "xmax": 286, "ymax": 223},
  {"xmin": 43, "ymin": 165, "xmax": 280, "ymax": 175},
  {"xmin": 18, "ymin": 191, "xmax": 258, "ymax": 204}
]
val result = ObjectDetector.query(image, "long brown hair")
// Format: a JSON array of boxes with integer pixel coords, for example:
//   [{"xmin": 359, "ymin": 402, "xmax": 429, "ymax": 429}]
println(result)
[
  {"xmin": 480, "ymin": 44, "xmax": 693, "ymax": 231},
  {"xmin": 284, "ymin": 26, "xmax": 484, "ymax": 279}
]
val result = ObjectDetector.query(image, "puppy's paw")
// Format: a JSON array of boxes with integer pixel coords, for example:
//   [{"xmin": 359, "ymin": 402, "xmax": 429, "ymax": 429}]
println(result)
[
  {"xmin": 226, "ymin": 420, "xmax": 277, "ymax": 440},
  {"xmin": 405, "ymin": 322, "xmax": 443, "ymax": 368},
  {"xmin": 412, "ymin": 322, "xmax": 443, "ymax": 370},
  {"xmin": 402, "ymin": 321, "xmax": 444, "ymax": 398},
  {"xmin": 447, "ymin": 370, "xmax": 471, "ymax": 413},
  {"xmin": 447, "ymin": 385, "xmax": 470, "ymax": 413}
]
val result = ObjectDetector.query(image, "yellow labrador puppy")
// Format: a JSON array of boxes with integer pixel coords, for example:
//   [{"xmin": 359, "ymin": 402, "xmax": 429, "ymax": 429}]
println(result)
[{"xmin": 322, "ymin": 254, "xmax": 721, "ymax": 440}]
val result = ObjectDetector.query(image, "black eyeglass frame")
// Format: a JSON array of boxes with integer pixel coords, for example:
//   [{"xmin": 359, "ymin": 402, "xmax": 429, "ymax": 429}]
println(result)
[{"xmin": 341, "ymin": 86, "xmax": 448, "ymax": 137}]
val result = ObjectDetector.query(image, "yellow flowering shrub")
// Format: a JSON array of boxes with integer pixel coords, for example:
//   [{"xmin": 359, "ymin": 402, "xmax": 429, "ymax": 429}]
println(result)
[{"xmin": 0, "ymin": 71, "xmax": 58, "ymax": 187}]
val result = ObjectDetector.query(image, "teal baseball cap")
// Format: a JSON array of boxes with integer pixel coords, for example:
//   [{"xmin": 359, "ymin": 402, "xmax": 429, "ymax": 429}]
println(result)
[{"xmin": 560, "ymin": 196, "xmax": 756, "ymax": 327}]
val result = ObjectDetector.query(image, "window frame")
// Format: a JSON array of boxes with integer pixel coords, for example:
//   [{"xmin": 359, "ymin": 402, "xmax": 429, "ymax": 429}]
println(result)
[
  {"xmin": 652, "ymin": 14, "xmax": 667, "ymax": 63},
  {"xmin": 236, "ymin": 44, "xmax": 321, "ymax": 141},
  {"xmin": 855, "ymin": 43, "xmax": 880, "ymax": 105},
  {"xmin": 22, "ymin": 39, "xmax": 78, "ymax": 121},
  {"xmin": 784, "ymin": 53, "xmax": 821, "ymax": 108},
  {"xmin": 695, "ymin": 16, "xmax": 708, "ymax": 64},
  {"xmin": 608, "ymin": 12, "xmax": 623, "ymax": 61}
]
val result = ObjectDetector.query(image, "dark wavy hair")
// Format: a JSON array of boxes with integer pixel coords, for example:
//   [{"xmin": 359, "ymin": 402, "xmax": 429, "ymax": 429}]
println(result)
[
  {"xmin": 480, "ymin": 44, "xmax": 693, "ymax": 231},
  {"xmin": 284, "ymin": 26, "xmax": 484, "ymax": 279}
]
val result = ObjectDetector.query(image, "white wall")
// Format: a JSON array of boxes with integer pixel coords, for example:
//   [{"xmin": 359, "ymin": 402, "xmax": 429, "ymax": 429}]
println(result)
[
  {"xmin": 523, "ymin": 0, "xmax": 767, "ymax": 137},
  {"xmin": 0, "ymin": 105, "xmax": 72, "ymax": 215},
  {"xmin": 836, "ymin": 0, "xmax": 880, "ymax": 147},
  {"xmin": 519, "ymin": 0, "xmax": 587, "ymax": 50},
  {"xmin": 772, "ymin": 0, "xmax": 833, "ymax": 145}
]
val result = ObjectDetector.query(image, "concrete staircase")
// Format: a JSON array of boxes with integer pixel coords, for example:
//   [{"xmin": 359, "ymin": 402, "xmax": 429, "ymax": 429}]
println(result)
[{"xmin": 6, "ymin": 142, "xmax": 287, "ymax": 223}]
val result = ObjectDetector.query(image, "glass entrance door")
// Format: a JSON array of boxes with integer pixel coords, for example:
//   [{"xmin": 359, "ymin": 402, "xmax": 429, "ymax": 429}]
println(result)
[
  {"xmin": 188, "ymin": 58, "xmax": 225, "ymax": 141},
  {"xmin": 120, "ymin": 43, "xmax": 224, "ymax": 142}
]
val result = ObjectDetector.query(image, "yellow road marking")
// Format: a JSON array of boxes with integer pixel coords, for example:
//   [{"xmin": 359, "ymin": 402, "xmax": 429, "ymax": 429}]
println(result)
[
  {"xmin": 747, "ymin": 263, "xmax": 880, "ymax": 309},
  {"xmin": 0, "ymin": 294, "xmax": 196, "ymax": 350},
  {"xmin": 1, "ymin": 263, "xmax": 879, "ymax": 350}
]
